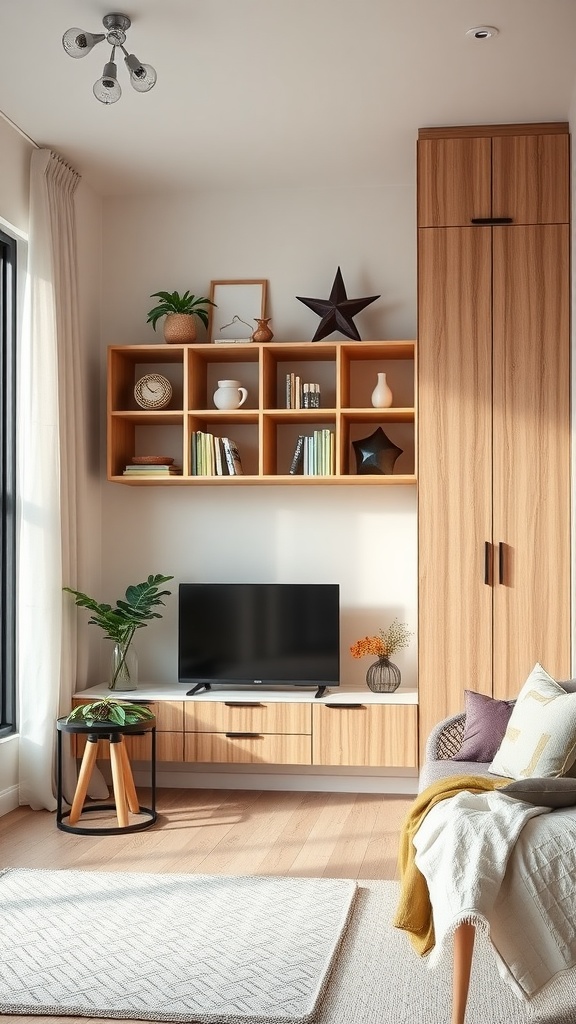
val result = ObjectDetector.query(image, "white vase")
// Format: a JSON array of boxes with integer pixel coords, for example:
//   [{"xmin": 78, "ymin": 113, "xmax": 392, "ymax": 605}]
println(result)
[
  {"xmin": 213, "ymin": 379, "xmax": 248, "ymax": 410},
  {"xmin": 371, "ymin": 372, "xmax": 393, "ymax": 408},
  {"xmin": 109, "ymin": 642, "xmax": 138, "ymax": 691}
]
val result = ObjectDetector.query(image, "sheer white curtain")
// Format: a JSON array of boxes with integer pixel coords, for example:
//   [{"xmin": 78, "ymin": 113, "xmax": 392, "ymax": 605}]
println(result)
[{"xmin": 18, "ymin": 149, "xmax": 103, "ymax": 810}]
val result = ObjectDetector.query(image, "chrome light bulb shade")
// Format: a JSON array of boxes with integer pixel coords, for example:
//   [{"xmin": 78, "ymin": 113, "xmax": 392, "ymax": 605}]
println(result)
[
  {"xmin": 93, "ymin": 61, "xmax": 122, "ymax": 104},
  {"xmin": 62, "ymin": 27, "xmax": 105, "ymax": 58},
  {"xmin": 123, "ymin": 52, "xmax": 157, "ymax": 92}
]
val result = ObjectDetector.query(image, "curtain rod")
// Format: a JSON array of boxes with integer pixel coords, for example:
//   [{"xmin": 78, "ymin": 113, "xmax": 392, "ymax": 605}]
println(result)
[{"xmin": 0, "ymin": 107, "xmax": 39, "ymax": 149}]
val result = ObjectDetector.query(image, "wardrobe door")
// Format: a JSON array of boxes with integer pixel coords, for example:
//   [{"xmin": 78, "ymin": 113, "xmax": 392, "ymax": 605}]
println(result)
[
  {"xmin": 417, "ymin": 137, "xmax": 491, "ymax": 227},
  {"xmin": 492, "ymin": 134, "xmax": 570, "ymax": 226},
  {"xmin": 417, "ymin": 226, "xmax": 493, "ymax": 759},
  {"xmin": 491, "ymin": 224, "xmax": 571, "ymax": 696}
]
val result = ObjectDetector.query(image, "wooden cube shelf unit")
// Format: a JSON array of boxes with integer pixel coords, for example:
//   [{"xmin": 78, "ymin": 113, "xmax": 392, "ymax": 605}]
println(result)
[{"xmin": 108, "ymin": 341, "xmax": 416, "ymax": 485}]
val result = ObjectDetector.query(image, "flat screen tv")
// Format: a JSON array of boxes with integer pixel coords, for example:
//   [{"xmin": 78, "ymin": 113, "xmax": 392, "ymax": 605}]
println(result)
[{"xmin": 178, "ymin": 583, "xmax": 340, "ymax": 697}]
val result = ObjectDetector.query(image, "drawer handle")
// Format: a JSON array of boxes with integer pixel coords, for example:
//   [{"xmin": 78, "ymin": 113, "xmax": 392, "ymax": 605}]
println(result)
[
  {"xmin": 225, "ymin": 732, "xmax": 262, "ymax": 739},
  {"xmin": 224, "ymin": 702, "xmax": 263, "ymax": 708},
  {"xmin": 470, "ymin": 217, "xmax": 513, "ymax": 225},
  {"xmin": 324, "ymin": 703, "xmax": 366, "ymax": 709}
]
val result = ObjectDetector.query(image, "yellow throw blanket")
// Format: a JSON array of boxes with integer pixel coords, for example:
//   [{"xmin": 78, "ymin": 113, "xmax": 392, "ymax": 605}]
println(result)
[{"xmin": 393, "ymin": 774, "xmax": 511, "ymax": 956}]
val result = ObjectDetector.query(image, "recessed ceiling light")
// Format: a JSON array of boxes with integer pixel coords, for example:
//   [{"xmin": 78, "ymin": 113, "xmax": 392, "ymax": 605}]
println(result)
[{"xmin": 466, "ymin": 25, "xmax": 499, "ymax": 40}]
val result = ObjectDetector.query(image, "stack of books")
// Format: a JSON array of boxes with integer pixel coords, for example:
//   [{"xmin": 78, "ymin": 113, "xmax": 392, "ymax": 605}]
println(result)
[
  {"xmin": 191, "ymin": 431, "xmax": 243, "ymax": 475},
  {"xmin": 289, "ymin": 430, "xmax": 335, "ymax": 476},
  {"xmin": 285, "ymin": 374, "xmax": 321, "ymax": 409},
  {"xmin": 123, "ymin": 464, "xmax": 182, "ymax": 477}
]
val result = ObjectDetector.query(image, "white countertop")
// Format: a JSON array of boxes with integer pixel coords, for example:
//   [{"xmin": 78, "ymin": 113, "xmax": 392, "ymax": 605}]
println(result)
[{"xmin": 75, "ymin": 682, "xmax": 419, "ymax": 705}]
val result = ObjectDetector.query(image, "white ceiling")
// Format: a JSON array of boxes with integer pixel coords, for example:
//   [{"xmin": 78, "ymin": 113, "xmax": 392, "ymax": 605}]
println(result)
[{"xmin": 1, "ymin": 0, "xmax": 575, "ymax": 197}]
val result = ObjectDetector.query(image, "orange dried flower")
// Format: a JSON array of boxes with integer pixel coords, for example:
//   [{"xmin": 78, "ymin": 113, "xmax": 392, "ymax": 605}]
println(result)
[{"xmin": 350, "ymin": 619, "xmax": 412, "ymax": 659}]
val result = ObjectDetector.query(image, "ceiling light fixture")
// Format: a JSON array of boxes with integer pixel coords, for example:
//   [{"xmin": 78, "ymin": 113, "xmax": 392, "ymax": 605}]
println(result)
[
  {"xmin": 62, "ymin": 13, "xmax": 157, "ymax": 105},
  {"xmin": 466, "ymin": 26, "xmax": 499, "ymax": 41}
]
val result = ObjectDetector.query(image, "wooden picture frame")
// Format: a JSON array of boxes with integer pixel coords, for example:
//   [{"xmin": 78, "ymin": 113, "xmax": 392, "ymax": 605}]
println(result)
[{"xmin": 208, "ymin": 280, "xmax": 268, "ymax": 343}]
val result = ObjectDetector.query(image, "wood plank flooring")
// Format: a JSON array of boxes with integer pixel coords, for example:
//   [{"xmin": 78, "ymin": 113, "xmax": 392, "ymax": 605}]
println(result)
[
  {"xmin": 2, "ymin": 787, "xmax": 411, "ymax": 878},
  {"xmin": 0, "ymin": 787, "xmax": 413, "ymax": 1024}
]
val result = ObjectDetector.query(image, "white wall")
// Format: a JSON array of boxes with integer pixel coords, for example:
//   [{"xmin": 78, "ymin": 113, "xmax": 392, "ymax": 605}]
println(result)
[{"xmin": 100, "ymin": 185, "xmax": 418, "ymax": 692}]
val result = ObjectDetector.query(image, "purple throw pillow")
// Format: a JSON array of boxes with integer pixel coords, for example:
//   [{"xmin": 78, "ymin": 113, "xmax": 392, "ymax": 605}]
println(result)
[{"xmin": 451, "ymin": 690, "xmax": 514, "ymax": 762}]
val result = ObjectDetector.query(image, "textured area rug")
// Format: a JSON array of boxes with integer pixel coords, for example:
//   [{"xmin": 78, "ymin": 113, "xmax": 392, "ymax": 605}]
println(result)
[{"xmin": 0, "ymin": 868, "xmax": 356, "ymax": 1023}]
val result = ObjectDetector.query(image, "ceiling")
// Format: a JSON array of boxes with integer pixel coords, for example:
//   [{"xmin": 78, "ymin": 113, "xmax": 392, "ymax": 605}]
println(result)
[{"xmin": 1, "ymin": 0, "xmax": 575, "ymax": 197}]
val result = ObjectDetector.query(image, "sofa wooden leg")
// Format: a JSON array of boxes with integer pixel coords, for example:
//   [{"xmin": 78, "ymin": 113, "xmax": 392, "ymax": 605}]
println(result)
[{"xmin": 452, "ymin": 922, "xmax": 475, "ymax": 1024}]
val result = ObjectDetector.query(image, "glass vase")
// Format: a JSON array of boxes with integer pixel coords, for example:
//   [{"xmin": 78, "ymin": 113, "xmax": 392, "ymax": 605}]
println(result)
[
  {"xmin": 109, "ymin": 641, "xmax": 138, "ymax": 691},
  {"xmin": 365, "ymin": 656, "xmax": 401, "ymax": 693}
]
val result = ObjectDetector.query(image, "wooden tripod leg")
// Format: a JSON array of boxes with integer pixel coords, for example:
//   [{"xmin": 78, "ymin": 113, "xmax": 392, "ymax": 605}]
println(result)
[
  {"xmin": 119, "ymin": 738, "xmax": 140, "ymax": 814},
  {"xmin": 452, "ymin": 922, "xmax": 475, "ymax": 1024},
  {"xmin": 69, "ymin": 738, "xmax": 99, "ymax": 825},
  {"xmin": 109, "ymin": 738, "xmax": 129, "ymax": 828}
]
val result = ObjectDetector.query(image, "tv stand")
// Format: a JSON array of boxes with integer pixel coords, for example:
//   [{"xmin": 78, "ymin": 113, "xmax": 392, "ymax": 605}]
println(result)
[{"xmin": 186, "ymin": 682, "xmax": 212, "ymax": 696}]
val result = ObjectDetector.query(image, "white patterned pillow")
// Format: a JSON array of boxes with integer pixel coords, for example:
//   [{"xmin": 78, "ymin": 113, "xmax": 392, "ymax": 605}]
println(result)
[{"xmin": 489, "ymin": 663, "xmax": 576, "ymax": 779}]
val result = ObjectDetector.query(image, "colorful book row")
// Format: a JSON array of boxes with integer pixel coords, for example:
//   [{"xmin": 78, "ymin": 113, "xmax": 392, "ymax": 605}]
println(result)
[
  {"xmin": 289, "ymin": 430, "xmax": 335, "ymax": 476},
  {"xmin": 285, "ymin": 374, "xmax": 321, "ymax": 409},
  {"xmin": 191, "ymin": 431, "xmax": 243, "ymax": 476}
]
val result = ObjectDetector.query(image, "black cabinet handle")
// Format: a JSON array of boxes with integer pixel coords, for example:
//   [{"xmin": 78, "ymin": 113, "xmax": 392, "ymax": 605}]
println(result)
[
  {"xmin": 324, "ymin": 703, "xmax": 365, "ymax": 709},
  {"xmin": 498, "ymin": 542, "xmax": 505, "ymax": 585},
  {"xmin": 224, "ymin": 702, "xmax": 263, "ymax": 708},
  {"xmin": 484, "ymin": 541, "xmax": 492, "ymax": 585},
  {"xmin": 225, "ymin": 732, "xmax": 261, "ymax": 739},
  {"xmin": 470, "ymin": 217, "xmax": 513, "ymax": 225}
]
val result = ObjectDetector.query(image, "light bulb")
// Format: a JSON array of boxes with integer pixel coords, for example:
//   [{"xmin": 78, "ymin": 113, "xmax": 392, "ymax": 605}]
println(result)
[
  {"xmin": 124, "ymin": 53, "xmax": 157, "ymax": 93},
  {"xmin": 62, "ymin": 27, "xmax": 105, "ymax": 58},
  {"xmin": 93, "ymin": 62, "xmax": 122, "ymax": 104}
]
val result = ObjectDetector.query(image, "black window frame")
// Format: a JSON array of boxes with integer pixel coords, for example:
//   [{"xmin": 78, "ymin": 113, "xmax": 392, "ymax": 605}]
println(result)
[{"xmin": 0, "ymin": 227, "xmax": 17, "ymax": 737}]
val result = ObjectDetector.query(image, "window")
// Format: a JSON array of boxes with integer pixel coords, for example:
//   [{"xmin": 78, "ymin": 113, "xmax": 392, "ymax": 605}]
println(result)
[{"xmin": 0, "ymin": 228, "xmax": 16, "ymax": 737}]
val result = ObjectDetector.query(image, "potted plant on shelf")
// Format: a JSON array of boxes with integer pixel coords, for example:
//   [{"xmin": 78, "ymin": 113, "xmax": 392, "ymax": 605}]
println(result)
[
  {"xmin": 350, "ymin": 618, "xmax": 413, "ymax": 693},
  {"xmin": 63, "ymin": 574, "xmax": 174, "ymax": 691},
  {"xmin": 146, "ymin": 289, "xmax": 216, "ymax": 344}
]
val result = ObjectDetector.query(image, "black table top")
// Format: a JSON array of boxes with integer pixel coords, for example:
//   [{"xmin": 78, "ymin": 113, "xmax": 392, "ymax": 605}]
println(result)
[{"xmin": 56, "ymin": 716, "xmax": 156, "ymax": 735}]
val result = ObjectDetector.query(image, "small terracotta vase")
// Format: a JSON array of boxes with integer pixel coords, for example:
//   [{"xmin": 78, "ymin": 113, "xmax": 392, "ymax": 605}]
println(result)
[
  {"xmin": 163, "ymin": 313, "xmax": 197, "ymax": 344},
  {"xmin": 251, "ymin": 318, "xmax": 274, "ymax": 343}
]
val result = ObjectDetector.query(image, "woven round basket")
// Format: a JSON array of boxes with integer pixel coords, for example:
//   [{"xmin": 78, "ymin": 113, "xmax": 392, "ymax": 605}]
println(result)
[{"xmin": 163, "ymin": 313, "xmax": 197, "ymax": 344}]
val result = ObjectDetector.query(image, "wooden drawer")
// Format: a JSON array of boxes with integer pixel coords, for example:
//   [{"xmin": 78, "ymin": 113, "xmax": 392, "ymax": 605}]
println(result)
[
  {"xmin": 184, "ymin": 701, "xmax": 312, "ymax": 735},
  {"xmin": 312, "ymin": 703, "xmax": 418, "ymax": 767},
  {"xmin": 185, "ymin": 731, "xmax": 312, "ymax": 765},
  {"xmin": 75, "ymin": 731, "xmax": 183, "ymax": 762}
]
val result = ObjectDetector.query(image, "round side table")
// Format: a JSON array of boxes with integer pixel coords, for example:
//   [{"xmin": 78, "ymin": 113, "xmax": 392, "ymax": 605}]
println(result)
[{"xmin": 56, "ymin": 716, "xmax": 157, "ymax": 836}]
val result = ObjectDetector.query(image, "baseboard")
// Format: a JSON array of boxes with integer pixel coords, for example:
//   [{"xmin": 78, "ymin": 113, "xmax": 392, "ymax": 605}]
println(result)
[
  {"xmin": 131, "ymin": 766, "xmax": 419, "ymax": 795},
  {"xmin": 0, "ymin": 785, "xmax": 19, "ymax": 817}
]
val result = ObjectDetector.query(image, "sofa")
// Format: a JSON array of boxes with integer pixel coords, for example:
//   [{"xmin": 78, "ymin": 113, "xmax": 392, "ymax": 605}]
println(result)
[
  {"xmin": 419, "ymin": 671, "xmax": 576, "ymax": 793},
  {"xmin": 413, "ymin": 666, "xmax": 576, "ymax": 1024}
]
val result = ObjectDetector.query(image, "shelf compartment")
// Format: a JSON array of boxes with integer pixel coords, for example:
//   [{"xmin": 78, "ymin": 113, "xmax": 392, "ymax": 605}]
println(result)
[
  {"xmin": 108, "ymin": 345, "xmax": 184, "ymax": 412},
  {"xmin": 339, "ymin": 343, "xmax": 415, "ymax": 410},
  {"xmin": 342, "ymin": 418, "xmax": 415, "ymax": 478},
  {"xmin": 187, "ymin": 415, "xmax": 259, "ymax": 478},
  {"xmin": 108, "ymin": 419, "xmax": 184, "ymax": 479},
  {"xmin": 187, "ymin": 345, "xmax": 260, "ymax": 411},
  {"xmin": 261, "ymin": 344, "xmax": 337, "ymax": 410}
]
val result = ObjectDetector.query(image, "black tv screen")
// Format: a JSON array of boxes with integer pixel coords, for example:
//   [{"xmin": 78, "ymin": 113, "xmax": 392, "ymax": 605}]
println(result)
[{"xmin": 178, "ymin": 583, "xmax": 340, "ymax": 694}]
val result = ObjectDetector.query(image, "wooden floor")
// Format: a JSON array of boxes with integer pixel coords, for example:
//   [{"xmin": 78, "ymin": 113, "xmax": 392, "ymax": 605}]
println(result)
[
  {"xmin": 0, "ymin": 787, "xmax": 412, "ymax": 1024},
  {"xmin": 1, "ymin": 786, "xmax": 411, "ymax": 880}
]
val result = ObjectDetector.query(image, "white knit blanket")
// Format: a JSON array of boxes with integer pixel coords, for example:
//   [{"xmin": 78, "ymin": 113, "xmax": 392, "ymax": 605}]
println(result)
[{"xmin": 413, "ymin": 790, "xmax": 576, "ymax": 1015}]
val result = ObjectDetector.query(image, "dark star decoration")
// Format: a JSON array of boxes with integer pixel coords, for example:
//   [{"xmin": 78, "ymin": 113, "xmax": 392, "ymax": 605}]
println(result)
[
  {"xmin": 352, "ymin": 427, "xmax": 403, "ymax": 475},
  {"xmin": 296, "ymin": 267, "xmax": 380, "ymax": 342}
]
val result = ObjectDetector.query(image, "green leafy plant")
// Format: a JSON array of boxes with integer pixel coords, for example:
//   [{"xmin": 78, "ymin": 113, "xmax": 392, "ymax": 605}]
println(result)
[
  {"xmin": 63, "ymin": 574, "xmax": 174, "ymax": 689},
  {"xmin": 146, "ymin": 290, "xmax": 216, "ymax": 330},
  {"xmin": 66, "ymin": 699, "xmax": 155, "ymax": 726}
]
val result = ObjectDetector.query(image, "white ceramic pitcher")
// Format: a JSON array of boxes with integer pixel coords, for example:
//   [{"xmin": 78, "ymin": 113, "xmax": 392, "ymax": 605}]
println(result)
[{"xmin": 213, "ymin": 379, "xmax": 248, "ymax": 410}]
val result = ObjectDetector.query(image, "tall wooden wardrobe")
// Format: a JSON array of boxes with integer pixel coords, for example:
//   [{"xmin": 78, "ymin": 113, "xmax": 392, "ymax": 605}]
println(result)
[{"xmin": 417, "ymin": 122, "xmax": 571, "ymax": 761}]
